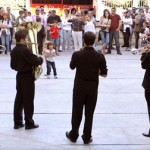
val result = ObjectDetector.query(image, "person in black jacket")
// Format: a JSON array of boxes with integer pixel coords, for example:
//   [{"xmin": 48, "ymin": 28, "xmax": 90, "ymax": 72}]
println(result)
[
  {"xmin": 141, "ymin": 46, "xmax": 150, "ymax": 137},
  {"xmin": 10, "ymin": 29, "xmax": 43, "ymax": 130},
  {"xmin": 66, "ymin": 31, "xmax": 108, "ymax": 144}
]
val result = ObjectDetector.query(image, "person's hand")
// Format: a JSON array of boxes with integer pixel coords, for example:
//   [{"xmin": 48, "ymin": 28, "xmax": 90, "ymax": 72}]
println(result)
[{"xmin": 116, "ymin": 28, "xmax": 120, "ymax": 31}]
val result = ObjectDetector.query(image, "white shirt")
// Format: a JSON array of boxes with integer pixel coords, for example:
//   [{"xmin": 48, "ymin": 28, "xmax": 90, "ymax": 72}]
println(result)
[
  {"xmin": 122, "ymin": 16, "xmax": 133, "ymax": 32},
  {"xmin": 84, "ymin": 20, "xmax": 96, "ymax": 33},
  {"xmin": 46, "ymin": 49, "xmax": 56, "ymax": 62},
  {"xmin": 61, "ymin": 15, "xmax": 72, "ymax": 31},
  {"xmin": 0, "ymin": 20, "xmax": 12, "ymax": 36},
  {"xmin": 23, "ymin": 16, "xmax": 33, "ymax": 23}
]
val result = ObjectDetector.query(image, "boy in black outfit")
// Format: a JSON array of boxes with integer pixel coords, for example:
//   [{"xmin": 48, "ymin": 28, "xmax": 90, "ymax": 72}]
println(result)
[{"xmin": 10, "ymin": 29, "xmax": 43, "ymax": 130}]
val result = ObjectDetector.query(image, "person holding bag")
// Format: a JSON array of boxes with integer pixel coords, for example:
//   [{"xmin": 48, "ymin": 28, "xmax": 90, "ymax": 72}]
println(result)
[{"xmin": 99, "ymin": 9, "xmax": 111, "ymax": 54}]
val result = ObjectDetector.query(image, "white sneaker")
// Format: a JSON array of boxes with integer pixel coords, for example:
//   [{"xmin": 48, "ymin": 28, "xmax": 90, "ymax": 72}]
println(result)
[{"xmin": 47, "ymin": 75, "xmax": 50, "ymax": 79}]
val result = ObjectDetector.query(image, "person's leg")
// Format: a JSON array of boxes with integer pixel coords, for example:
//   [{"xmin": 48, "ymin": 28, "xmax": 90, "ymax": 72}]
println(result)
[
  {"xmin": 126, "ymin": 28, "xmax": 131, "ymax": 49},
  {"xmin": 129, "ymin": 28, "xmax": 133, "ymax": 46},
  {"xmin": 99, "ymin": 31, "xmax": 105, "ymax": 53},
  {"xmin": 72, "ymin": 31, "xmax": 78, "ymax": 51},
  {"xmin": 9, "ymin": 27, "xmax": 13, "ymax": 51},
  {"xmin": 1, "ymin": 35, "xmax": 5, "ymax": 54},
  {"xmin": 77, "ymin": 31, "xmax": 83, "ymax": 51},
  {"xmin": 21, "ymin": 75, "xmax": 35, "ymax": 126},
  {"xmin": 107, "ymin": 31, "xmax": 114, "ymax": 53},
  {"xmin": 55, "ymin": 38, "xmax": 59, "ymax": 55},
  {"xmin": 82, "ymin": 93, "xmax": 97, "ymax": 142},
  {"xmin": 134, "ymin": 31, "xmax": 139, "ymax": 49},
  {"xmin": 67, "ymin": 30, "xmax": 72, "ymax": 50},
  {"xmin": 5, "ymin": 35, "xmax": 10, "ymax": 53},
  {"xmin": 114, "ymin": 31, "xmax": 121, "ymax": 53},
  {"xmin": 14, "ymin": 74, "xmax": 23, "ymax": 126},
  {"xmin": 145, "ymin": 90, "xmax": 150, "ymax": 122},
  {"xmin": 62, "ymin": 30, "xmax": 67, "ymax": 51},
  {"xmin": 69, "ymin": 90, "xmax": 85, "ymax": 141},
  {"xmin": 50, "ymin": 61, "xmax": 57, "ymax": 76},
  {"xmin": 46, "ymin": 60, "xmax": 51, "ymax": 75}
]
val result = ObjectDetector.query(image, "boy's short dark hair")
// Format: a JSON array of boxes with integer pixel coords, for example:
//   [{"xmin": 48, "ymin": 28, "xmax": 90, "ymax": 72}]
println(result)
[
  {"xmin": 15, "ymin": 29, "xmax": 28, "ymax": 43},
  {"xmin": 83, "ymin": 31, "xmax": 96, "ymax": 46}
]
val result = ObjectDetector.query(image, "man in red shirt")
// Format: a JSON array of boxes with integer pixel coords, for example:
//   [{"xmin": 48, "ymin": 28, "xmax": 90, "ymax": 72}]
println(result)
[
  {"xmin": 50, "ymin": 21, "xmax": 60, "ymax": 55},
  {"xmin": 106, "ymin": 7, "xmax": 122, "ymax": 55}
]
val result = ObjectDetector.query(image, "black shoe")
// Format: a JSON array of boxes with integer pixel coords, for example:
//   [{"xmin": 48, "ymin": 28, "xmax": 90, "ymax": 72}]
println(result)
[
  {"xmin": 58, "ymin": 50, "xmax": 62, "ymax": 52},
  {"xmin": 25, "ymin": 124, "xmax": 39, "ymax": 130},
  {"xmin": 117, "ymin": 51, "xmax": 122, "ymax": 55},
  {"xmin": 142, "ymin": 130, "xmax": 150, "ymax": 137},
  {"xmin": 105, "ymin": 51, "xmax": 111, "ymax": 54},
  {"xmin": 121, "ymin": 45, "xmax": 126, "ymax": 47},
  {"xmin": 65, "ymin": 131, "xmax": 76, "ymax": 143},
  {"xmin": 14, "ymin": 124, "xmax": 25, "ymax": 129},
  {"xmin": 82, "ymin": 135, "xmax": 93, "ymax": 144},
  {"xmin": 142, "ymin": 133, "xmax": 150, "ymax": 137}
]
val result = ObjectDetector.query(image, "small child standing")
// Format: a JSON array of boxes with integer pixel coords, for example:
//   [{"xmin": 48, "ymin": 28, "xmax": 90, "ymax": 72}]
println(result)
[
  {"xmin": 43, "ymin": 41, "xmax": 58, "ymax": 79},
  {"xmin": 50, "ymin": 21, "xmax": 60, "ymax": 56}
]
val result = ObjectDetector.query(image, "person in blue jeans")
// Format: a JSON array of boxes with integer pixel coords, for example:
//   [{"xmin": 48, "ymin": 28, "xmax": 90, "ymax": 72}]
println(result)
[
  {"xmin": 43, "ymin": 41, "xmax": 57, "ymax": 79},
  {"xmin": 99, "ymin": 9, "xmax": 111, "ymax": 54},
  {"xmin": 0, "ymin": 12, "xmax": 12, "ymax": 54}
]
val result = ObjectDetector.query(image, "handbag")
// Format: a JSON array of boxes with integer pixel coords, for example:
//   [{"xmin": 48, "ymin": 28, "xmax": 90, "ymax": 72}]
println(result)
[{"xmin": 101, "ymin": 19, "xmax": 109, "ymax": 31}]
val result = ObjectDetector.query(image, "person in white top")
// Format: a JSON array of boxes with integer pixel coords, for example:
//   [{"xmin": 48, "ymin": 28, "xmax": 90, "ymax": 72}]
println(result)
[
  {"xmin": 143, "ymin": 21, "xmax": 150, "ymax": 35},
  {"xmin": 122, "ymin": 11, "xmax": 133, "ymax": 51},
  {"xmin": 43, "ymin": 41, "xmax": 57, "ymax": 79},
  {"xmin": 0, "ymin": 12, "xmax": 12, "ymax": 54},
  {"xmin": 61, "ymin": 9, "xmax": 72, "ymax": 51},
  {"xmin": 22, "ymin": 9, "xmax": 33, "ymax": 23},
  {"xmin": 84, "ymin": 11, "xmax": 96, "ymax": 34},
  {"xmin": 32, "ymin": 7, "xmax": 46, "ymax": 27}
]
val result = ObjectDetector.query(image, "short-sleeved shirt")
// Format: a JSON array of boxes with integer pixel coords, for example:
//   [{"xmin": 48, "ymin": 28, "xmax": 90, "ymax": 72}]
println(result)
[
  {"xmin": 46, "ymin": 49, "xmax": 56, "ymax": 62},
  {"xmin": 47, "ymin": 15, "xmax": 61, "ymax": 24},
  {"xmin": 110, "ymin": 14, "xmax": 121, "ymax": 31},
  {"xmin": 50, "ymin": 26, "xmax": 60, "ymax": 39}
]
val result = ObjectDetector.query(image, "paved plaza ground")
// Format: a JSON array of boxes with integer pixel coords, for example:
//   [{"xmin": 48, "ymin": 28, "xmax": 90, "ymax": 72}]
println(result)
[{"xmin": 0, "ymin": 47, "xmax": 150, "ymax": 150}]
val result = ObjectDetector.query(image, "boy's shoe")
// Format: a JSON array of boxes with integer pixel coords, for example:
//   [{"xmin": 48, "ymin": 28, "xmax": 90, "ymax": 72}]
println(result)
[
  {"xmin": 54, "ymin": 76, "xmax": 58, "ymax": 79},
  {"xmin": 47, "ymin": 75, "xmax": 50, "ymax": 79}
]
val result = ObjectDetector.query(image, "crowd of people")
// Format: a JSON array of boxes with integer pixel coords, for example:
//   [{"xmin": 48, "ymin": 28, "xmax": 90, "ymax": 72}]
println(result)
[
  {"xmin": 1, "ymin": 5, "xmax": 150, "ymax": 145},
  {"xmin": 0, "ymin": 6, "xmax": 150, "ymax": 56}
]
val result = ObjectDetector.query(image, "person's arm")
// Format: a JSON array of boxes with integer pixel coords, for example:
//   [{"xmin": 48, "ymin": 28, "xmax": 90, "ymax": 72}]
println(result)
[
  {"xmin": 116, "ymin": 19, "xmax": 122, "ymax": 31},
  {"xmin": 99, "ymin": 54, "xmax": 108, "ymax": 77},
  {"xmin": 70, "ymin": 52, "xmax": 76, "ymax": 70},
  {"xmin": 141, "ymin": 51, "xmax": 150, "ymax": 69},
  {"xmin": 23, "ymin": 47, "xmax": 43, "ymax": 66},
  {"xmin": 99, "ymin": 16, "xmax": 104, "ymax": 27}
]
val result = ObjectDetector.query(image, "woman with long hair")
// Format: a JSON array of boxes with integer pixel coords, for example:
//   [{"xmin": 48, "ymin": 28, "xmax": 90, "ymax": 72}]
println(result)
[{"xmin": 99, "ymin": 9, "xmax": 111, "ymax": 54}]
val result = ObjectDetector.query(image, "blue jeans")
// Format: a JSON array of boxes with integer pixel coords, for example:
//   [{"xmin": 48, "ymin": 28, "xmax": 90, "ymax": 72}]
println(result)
[
  {"xmin": 100, "ymin": 31, "xmax": 109, "ymax": 46},
  {"xmin": 1, "ymin": 34, "xmax": 10, "ymax": 53},
  {"xmin": 62, "ymin": 30, "xmax": 72, "ymax": 50},
  {"xmin": 46, "ymin": 60, "xmax": 57, "ymax": 76}
]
